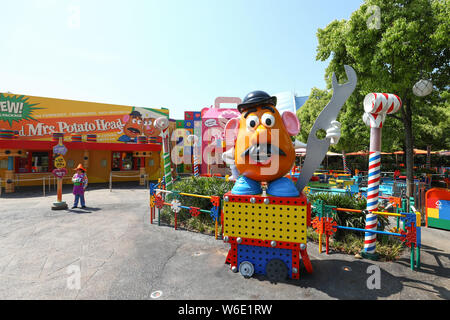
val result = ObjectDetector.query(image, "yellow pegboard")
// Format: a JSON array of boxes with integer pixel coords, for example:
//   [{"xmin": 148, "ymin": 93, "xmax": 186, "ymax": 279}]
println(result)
[{"xmin": 223, "ymin": 202, "xmax": 308, "ymax": 244}]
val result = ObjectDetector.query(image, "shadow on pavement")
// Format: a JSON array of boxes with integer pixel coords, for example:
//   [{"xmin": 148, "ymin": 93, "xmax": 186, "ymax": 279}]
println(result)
[
  {"xmin": 396, "ymin": 244, "xmax": 450, "ymax": 279},
  {"xmin": 67, "ymin": 207, "xmax": 102, "ymax": 214},
  {"xmin": 252, "ymin": 258, "xmax": 449, "ymax": 300}
]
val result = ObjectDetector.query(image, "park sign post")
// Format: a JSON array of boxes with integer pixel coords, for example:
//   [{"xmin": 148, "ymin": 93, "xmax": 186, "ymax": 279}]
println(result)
[{"xmin": 51, "ymin": 132, "xmax": 68, "ymax": 210}]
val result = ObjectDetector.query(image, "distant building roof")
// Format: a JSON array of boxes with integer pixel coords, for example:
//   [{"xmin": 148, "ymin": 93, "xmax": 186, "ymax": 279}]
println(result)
[
  {"xmin": 274, "ymin": 91, "xmax": 309, "ymax": 114},
  {"xmin": 294, "ymin": 96, "xmax": 309, "ymax": 110}
]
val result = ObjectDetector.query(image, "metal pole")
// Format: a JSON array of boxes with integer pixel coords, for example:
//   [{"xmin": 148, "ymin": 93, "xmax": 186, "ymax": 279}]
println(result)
[
  {"xmin": 56, "ymin": 178, "xmax": 63, "ymax": 202},
  {"xmin": 109, "ymin": 172, "xmax": 112, "ymax": 192},
  {"xmin": 416, "ymin": 246, "xmax": 420, "ymax": 270},
  {"xmin": 337, "ymin": 225, "xmax": 405, "ymax": 237},
  {"xmin": 43, "ymin": 177, "xmax": 45, "ymax": 197},
  {"xmin": 157, "ymin": 207, "xmax": 160, "ymax": 226}
]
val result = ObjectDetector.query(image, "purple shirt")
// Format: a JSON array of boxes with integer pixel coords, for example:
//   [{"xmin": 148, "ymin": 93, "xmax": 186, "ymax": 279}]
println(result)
[{"xmin": 72, "ymin": 173, "xmax": 88, "ymax": 195}]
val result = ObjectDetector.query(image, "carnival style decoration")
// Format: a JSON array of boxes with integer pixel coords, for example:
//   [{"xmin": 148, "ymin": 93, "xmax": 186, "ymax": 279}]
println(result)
[
  {"xmin": 361, "ymin": 93, "xmax": 402, "ymax": 259},
  {"xmin": 217, "ymin": 66, "xmax": 357, "ymax": 280}
]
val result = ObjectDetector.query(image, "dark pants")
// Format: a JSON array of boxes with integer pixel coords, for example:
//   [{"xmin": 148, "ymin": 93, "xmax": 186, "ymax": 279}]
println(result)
[{"xmin": 74, "ymin": 194, "xmax": 85, "ymax": 207}]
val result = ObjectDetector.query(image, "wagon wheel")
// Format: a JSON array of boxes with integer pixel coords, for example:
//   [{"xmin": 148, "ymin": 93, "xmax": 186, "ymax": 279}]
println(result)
[
  {"xmin": 239, "ymin": 261, "xmax": 254, "ymax": 279},
  {"xmin": 265, "ymin": 259, "xmax": 288, "ymax": 282}
]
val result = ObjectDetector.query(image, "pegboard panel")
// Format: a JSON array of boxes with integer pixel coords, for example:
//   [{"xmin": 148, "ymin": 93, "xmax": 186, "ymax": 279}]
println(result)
[
  {"xmin": 226, "ymin": 243, "xmax": 238, "ymax": 267},
  {"xmin": 237, "ymin": 244, "xmax": 292, "ymax": 276},
  {"xmin": 224, "ymin": 192, "xmax": 307, "ymax": 206},
  {"xmin": 223, "ymin": 201, "xmax": 308, "ymax": 244},
  {"xmin": 291, "ymin": 250, "xmax": 300, "ymax": 280}
]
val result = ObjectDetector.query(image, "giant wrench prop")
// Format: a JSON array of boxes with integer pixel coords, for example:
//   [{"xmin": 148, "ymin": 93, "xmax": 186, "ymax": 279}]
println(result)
[{"xmin": 296, "ymin": 65, "xmax": 357, "ymax": 193}]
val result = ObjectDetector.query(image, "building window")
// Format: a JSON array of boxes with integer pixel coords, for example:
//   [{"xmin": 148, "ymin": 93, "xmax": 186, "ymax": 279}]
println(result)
[
  {"xmin": 15, "ymin": 151, "xmax": 52, "ymax": 173},
  {"xmin": 111, "ymin": 152, "xmax": 138, "ymax": 171},
  {"xmin": 0, "ymin": 159, "xmax": 9, "ymax": 169}
]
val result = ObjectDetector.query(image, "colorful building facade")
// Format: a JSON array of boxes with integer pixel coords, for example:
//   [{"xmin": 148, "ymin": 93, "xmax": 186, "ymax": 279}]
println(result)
[
  {"xmin": 201, "ymin": 106, "xmax": 240, "ymax": 176},
  {"xmin": 0, "ymin": 93, "xmax": 169, "ymax": 192}
]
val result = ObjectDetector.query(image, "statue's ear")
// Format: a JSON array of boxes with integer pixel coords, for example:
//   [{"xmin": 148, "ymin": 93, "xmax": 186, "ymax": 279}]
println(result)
[
  {"xmin": 282, "ymin": 111, "xmax": 301, "ymax": 136},
  {"xmin": 224, "ymin": 118, "xmax": 240, "ymax": 145}
]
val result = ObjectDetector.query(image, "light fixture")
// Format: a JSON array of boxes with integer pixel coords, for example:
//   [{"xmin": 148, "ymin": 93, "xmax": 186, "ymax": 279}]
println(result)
[{"xmin": 413, "ymin": 79, "xmax": 433, "ymax": 97}]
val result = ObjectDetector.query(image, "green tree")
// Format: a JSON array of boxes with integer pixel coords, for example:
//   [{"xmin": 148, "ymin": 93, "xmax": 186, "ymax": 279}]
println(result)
[
  {"xmin": 314, "ymin": 0, "xmax": 449, "ymax": 197},
  {"xmin": 297, "ymin": 87, "xmax": 405, "ymax": 153}
]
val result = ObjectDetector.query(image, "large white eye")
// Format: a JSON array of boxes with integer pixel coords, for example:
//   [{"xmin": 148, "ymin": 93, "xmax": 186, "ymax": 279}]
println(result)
[
  {"xmin": 132, "ymin": 119, "xmax": 137, "ymax": 124},
  {"xmin": 246, "ymin": 115, "xmax": 259, "ymax": 131},
  {"xmin": 261, "ymin": 113, "xmax": 275, "ymax": 128},
  {"xmin": 137, "ymin": 120, "xmax": 142, "ymax": 125}
]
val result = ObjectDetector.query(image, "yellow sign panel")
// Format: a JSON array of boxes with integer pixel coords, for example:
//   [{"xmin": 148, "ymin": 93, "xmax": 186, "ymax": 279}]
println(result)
[
  {"xmin": 54, "ymin": 156, "xmax": 66, "ymax": 169},
  {"xmin": 0, "ymin": 92, "xmax": 169, "ymax": 143}
]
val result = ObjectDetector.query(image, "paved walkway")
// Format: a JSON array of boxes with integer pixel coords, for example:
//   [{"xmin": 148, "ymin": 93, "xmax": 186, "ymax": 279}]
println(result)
[{"xmin": 0, "ymin": 185, "xmax": 448, "ymax": 300}]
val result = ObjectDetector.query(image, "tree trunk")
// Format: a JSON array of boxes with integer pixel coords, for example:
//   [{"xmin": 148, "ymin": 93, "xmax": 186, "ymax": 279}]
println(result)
[{"xmin": 401, "ymin": 96, "xmax": 415, "ymax": 203}]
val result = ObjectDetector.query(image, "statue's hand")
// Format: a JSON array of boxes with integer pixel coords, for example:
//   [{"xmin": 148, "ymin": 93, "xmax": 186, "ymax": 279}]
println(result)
[
  {"xmin": 326, "ymin": 120, "xmax": 341, "ymax": 145},
  {"xmin": 222, "ymin": 148, "xmax": 235, "ymax": 165}
]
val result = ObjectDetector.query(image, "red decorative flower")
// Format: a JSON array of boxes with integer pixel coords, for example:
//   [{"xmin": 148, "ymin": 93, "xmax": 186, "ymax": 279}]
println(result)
[
  {"xmin": 311, "ymin": 217, "xmax": 323, "ymax": 234},
  {"xmin": 190, "ymin": 207, "xmax": 201, "ymax": 217},
  {"xmin": 400, "ymin": 226, "xmax": 417, "ymax": 248},
  {"xmin": 324, "ymin": 218, "xmax": 338, "ymax": 236},
  {"xmin": 155, "ymin": 195, "xmax": 164, "ymax": 209}
]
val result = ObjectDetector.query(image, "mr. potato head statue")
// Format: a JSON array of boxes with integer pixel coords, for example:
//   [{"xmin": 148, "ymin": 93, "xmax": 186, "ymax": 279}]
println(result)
[{"xmin": 223, "ymin": 90, "xmax": 341, "ymax": 197}]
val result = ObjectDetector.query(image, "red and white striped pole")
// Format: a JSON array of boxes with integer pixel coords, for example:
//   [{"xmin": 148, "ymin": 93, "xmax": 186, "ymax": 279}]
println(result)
[
  {"xmin": 187, "ymin": 135, "xmax": 200, "ymax": 177},
  {"xmin": 362, "ymin": 93, "xmax": 402, "ymax": 259},
  {"xmin": 342, "ymin": 150, "xmax": 350, "ymax": 174}
]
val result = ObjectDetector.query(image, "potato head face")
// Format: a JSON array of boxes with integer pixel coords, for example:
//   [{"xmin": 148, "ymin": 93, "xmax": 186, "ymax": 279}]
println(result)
[
  {"xmin": 234, "ymin": 104, "xmax": 295, "ymax": 182},
  {"xmin": 143, "ymin": 118, "xmax": 160, "ymax": 137},
  {"xmin": 125, "ymin": 115, "xmax": 143, "ymax": 138}
]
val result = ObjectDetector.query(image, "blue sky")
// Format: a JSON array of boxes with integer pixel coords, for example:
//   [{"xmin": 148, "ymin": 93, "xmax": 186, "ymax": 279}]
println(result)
[{"xmin": 0, "ymin": 0, "xmax": 363, "ymax": 120}]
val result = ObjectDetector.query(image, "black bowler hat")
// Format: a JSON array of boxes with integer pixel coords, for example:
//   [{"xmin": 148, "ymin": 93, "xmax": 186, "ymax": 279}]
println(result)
[{"xmin": 237, "ymin": 91, "xmax": 277, "ymax": 113}]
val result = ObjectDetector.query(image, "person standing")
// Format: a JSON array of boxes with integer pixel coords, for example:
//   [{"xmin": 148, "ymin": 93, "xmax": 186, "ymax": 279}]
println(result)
[{"xmin": 72, "ymin": 164, "xmax": 88, "ymax": 209}]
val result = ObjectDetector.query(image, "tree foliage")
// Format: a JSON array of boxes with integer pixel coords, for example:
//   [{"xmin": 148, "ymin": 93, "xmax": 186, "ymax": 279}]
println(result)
[
  {"xmin": 297, "ymin": 87, "xmax": 405, "ymax": 153},
  {"xmin": 298, "ymin": 0, "xmax": 449, "ymax": 196}
]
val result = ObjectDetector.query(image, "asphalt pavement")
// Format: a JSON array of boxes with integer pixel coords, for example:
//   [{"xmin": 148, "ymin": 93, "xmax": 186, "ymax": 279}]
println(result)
[{"xmin": 0, "ymin": 184, "xmax": 448, "ymax": 300}]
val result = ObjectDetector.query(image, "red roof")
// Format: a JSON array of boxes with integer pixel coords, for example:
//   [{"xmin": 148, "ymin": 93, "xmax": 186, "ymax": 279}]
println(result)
[{"xmin": 0, "ymin": 139, "xmax": 161, "ymax": 152}]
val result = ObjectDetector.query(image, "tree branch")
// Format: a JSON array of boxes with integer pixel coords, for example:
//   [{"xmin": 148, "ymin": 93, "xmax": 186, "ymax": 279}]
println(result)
[{"xmin": 387, "ymin": 114, "xmax": 402, "ymax": 121}]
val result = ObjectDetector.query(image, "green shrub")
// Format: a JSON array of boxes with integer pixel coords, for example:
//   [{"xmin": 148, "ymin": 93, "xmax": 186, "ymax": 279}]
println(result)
[
  {"xmin": 307, "ymin": 192, "xmax": 389, "ymax": 239},
  {"xmin": 159, "ymin": 177, "xmax": 403, "ymax": 259},
  {"xmin": 160, "ymin": 176, "xmax": 234, "ymax": 230}
]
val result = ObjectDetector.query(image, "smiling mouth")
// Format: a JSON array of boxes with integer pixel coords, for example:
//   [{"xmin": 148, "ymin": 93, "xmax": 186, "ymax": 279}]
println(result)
[
  {"xmin": 127, "ymin": 127, "xmax": 141, "ymax": 134},
  {"xmin": 242, "ymin": 144, "xmax": 286, "ymax": 164}
]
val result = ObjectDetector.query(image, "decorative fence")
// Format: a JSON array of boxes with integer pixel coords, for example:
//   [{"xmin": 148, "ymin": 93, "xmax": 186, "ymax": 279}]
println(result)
[
  {"xmin": 149, "ymin": 181, "xmax": 221, "ymax": 239},
  {"xmin": 14, "ymin": 174, "xmax": 53, "ymax": 196},
  {"xmin": 311, "ymin": 200, "xmax": 421, "ymax": 270}
]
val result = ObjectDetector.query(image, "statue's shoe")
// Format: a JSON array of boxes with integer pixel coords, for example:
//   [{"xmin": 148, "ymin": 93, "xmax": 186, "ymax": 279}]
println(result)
[
  {"xmin": 231, "ymin": 176, "xmax": 262, "ymax": 195},
  {"xmin": 267, "ymin": 177, "xmax": 300, "ymax": 197}
]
